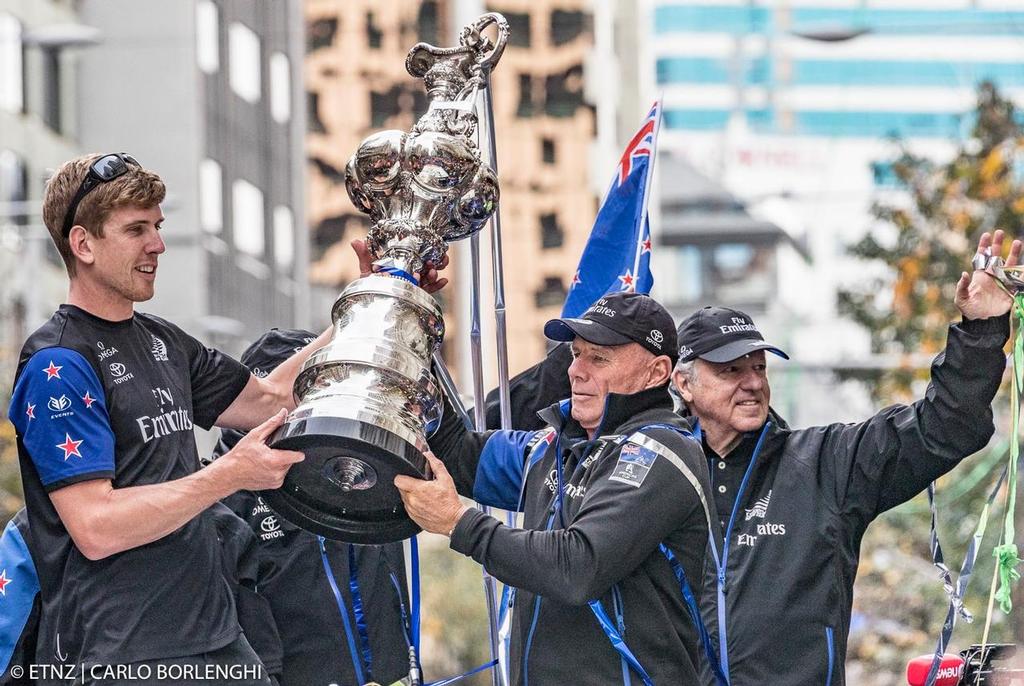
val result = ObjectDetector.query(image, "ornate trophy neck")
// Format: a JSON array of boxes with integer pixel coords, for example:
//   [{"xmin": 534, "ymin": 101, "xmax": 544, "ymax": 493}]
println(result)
[{"xmin": 345, "ymin": 13, "xmax": 507, "ymax": 267}]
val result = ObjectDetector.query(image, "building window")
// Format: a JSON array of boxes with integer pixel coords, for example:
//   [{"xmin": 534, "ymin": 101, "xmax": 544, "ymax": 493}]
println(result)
[
  {"xmin": 535, "ymin": 277, "xmax": 567, "ymax": 308},
  {"xmin": 0, "ymin": 150, "xmax": 28, "ymax": 226},
  {"xmin": 307, "ymin": 17, "xmax": 337, "ymax": 52},
  {"xmin": 0, "ymin": 14, "xmax": 23, "ymax": 114},
  {"xmin": 273, "ymin": 205, "xmax": 294, "ymax": 271},
  {"xmin": 417, "ymin": 2, "xmax": 440, "ymax": 44},
  {"xmin": 370, "ymin": 85, "xmax": 427, "ymax": 128},
  {"xmin": 307, "ymin": 91, "xmax": 327, "ymax": 133},
  {"xmin": 228, "ymin": 22, "xmax": 261, "ymax": 104},
  {"xmin": 195, "ymin": 1, "xmax": 219, "ymax": 74},
  {"xmin": 41, "ymin": 48, "xmax": 62, "ymax": 133},
  {"xmin": 269, "ymin": 51, "xmax": 290, "ymax": 123},
  {"xmin": 545, "ymin": 65, "xmax": 584, "ymax": 117},
  {"xmin": 516, "ymin": 74, "xmax": 534, "ymax": 118},
  {"xmin": 542, "ymin": 138, "xmax": 556, "ymax": 164},
  {"xmin": 504, "ymin": 12, "xmax": 531, "ymax": 47},
  {"xmin": 540, "ymin": 213, "xmax": 563, "ymax": 249},
  {"xmin": 199, "ymin": 159, "xmax": 223, "ymax": 233},
  {"xmin": 551, "ymin": 10, "xmax": 586, "ymax": 46},
  {"xmin": 655, "ymin": 242, "xmax": 774, "ymax": 309},
  {"xmin": 232, "ymin": 178, "xmax": 265, "ymax": 256},
  {"xmin": 310, "ymin": 156, "xmax": 345, "ymax": 184},
  {"xmin": 366, "ymin": 12, "xmax": 383, "ymax": 49}
]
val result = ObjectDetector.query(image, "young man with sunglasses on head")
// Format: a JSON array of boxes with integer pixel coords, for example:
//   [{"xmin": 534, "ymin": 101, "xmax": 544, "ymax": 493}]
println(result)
[{"xmin": 6, "ymin": 153, "xmax": 445, "ymax": 686}]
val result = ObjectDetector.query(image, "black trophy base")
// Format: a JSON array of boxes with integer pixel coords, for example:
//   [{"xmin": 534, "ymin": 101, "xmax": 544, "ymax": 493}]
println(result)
[{"xmin": 262, "ymin": 415, "xmax": 429, "ymax": 544}]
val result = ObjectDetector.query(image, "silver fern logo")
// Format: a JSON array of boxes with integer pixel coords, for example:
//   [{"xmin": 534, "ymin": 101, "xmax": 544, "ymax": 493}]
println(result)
[
  {"xmin": 745, "ymin": 490, "xmax": 772, "ymax": 521},
  {"xmin": 151, "ymin": 335, "xmax": 169, "ymax": 362}
]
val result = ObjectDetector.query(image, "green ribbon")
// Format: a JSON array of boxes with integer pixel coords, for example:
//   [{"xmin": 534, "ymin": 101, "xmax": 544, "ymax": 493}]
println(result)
[{"xmin": 992, "ymin": 293, "xmax": 1024, "ymax": 613}]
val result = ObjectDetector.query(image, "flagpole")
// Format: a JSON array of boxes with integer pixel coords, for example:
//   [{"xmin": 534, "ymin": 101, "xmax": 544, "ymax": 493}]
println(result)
[{"xmin": 631, "ymin": 97, "xmax": 663, "ymax": 282}]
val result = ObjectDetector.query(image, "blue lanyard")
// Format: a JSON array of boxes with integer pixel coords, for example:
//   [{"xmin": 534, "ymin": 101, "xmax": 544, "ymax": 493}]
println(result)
[
  {"xmin": 318, "ymin": 536, "xmax": 368, "ymax": 685},
  {"xmin": 347, "ymin": 544, "xmax": 374, "ymax": 679},
  {"xmin": 586, "ymin": 423, "xmax": 731, "ymax": 686},
  {"xmin": 703, "ymin": 421, "xmax": 771, "ymax": 682}
]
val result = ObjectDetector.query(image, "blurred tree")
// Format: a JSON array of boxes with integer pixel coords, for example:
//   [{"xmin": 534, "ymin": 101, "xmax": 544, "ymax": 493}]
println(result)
[
  {"xmin": 1, "ymin": 347, "xmax": 23, "ymax": 524},
  {"xmin": 839, "ymin": 80, "xmax": 1023, "ymax": 675}
]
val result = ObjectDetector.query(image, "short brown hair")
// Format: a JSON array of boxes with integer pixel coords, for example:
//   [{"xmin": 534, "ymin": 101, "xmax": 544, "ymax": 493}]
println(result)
[{"xmin": 42, "ymin": 153, "xmax": 166, "ymax": 276}]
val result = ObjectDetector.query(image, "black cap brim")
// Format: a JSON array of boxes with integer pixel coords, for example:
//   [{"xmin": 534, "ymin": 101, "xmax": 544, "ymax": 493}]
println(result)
[
  {"xmin": 698, "ymin": 339, "xmax": 790, "ymax": 363},
  {"xmin": 544, "ymin": 318, "xmax": 633, "ymax": 347}
]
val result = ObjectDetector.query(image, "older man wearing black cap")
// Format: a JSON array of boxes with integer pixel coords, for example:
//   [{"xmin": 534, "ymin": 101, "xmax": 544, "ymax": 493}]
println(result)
[
  {"xmin": 672, "ymin": 231, "xmax": 1020, "ymax": 686},
  {"xmin": 395, "ymin": 292, "xmax": 718, "ymax": 686}
]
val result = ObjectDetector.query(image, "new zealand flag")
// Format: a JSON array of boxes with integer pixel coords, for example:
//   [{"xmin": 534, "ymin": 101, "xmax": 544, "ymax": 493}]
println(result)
[{"xmin": 562, "ymin": 101, "xmax": 661, "ymax": 318}]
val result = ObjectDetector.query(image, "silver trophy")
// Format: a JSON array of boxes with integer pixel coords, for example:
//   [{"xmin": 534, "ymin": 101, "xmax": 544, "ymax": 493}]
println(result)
[{"xmin": 264, "ymin": 15, "xmax": 508, "ymax": 544}]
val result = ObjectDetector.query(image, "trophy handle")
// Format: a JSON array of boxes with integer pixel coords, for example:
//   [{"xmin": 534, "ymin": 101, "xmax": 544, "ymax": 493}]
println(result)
[{"xmin": 460, "ymin": 13, "xmax": 510, "ymax": 72}]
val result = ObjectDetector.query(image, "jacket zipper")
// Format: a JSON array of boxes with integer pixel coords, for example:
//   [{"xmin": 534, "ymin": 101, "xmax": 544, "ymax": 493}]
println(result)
[
  {"xmin": 522, "ymin": 397, "xmax": 612, "ymax": 683},
  {"xmin": 708, "ymin": 422, "xmax": 771, "ymax": 681},
  {"xmin": 825, "ymin": 626, "xmax": 835, "ymax": 686}
]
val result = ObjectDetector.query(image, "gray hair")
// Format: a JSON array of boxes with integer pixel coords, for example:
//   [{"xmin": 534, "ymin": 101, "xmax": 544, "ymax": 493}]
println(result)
[{"xmin": 668, "ymin": 358, "xmax": 698, "ymax": 410}]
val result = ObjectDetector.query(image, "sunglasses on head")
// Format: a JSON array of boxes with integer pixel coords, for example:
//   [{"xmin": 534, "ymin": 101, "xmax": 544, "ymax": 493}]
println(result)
[{"xmin": 61, "ymin": 153, "xmax": 140, "ymax": 239}]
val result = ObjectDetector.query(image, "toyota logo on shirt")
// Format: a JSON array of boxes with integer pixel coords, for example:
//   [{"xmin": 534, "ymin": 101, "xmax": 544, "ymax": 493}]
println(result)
[{"xmin": 109, "ymin": 363, "xmax": 127, "ymax": 377}]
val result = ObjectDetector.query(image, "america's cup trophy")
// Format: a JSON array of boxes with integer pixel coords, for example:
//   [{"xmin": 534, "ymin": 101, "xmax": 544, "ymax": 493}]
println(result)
[{"xmin": 262, "ymin": 15, "xmax": 508, "ymax": 544}]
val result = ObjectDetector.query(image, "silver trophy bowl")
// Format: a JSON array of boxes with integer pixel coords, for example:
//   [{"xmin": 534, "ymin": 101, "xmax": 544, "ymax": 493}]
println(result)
[{"xmin": 263, "ymin": 14, "xmax": 508, "ymax": 543}]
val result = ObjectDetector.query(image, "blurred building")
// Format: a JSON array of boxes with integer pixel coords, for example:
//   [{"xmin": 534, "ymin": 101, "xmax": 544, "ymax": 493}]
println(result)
[
  {"xmin": 593, "ymin": 0, "xmax": 1024, "ymax": 424},
  {"xmin": 0, "ymin": 0, "xmax": 93, "ymax": 365},
  {"xmin": 303, "ymin": 0, "xmax": 596, "ymax": 383},
  {"xmin": 75, "ymin": 0, "xmax": 309, "ymax": 353}
]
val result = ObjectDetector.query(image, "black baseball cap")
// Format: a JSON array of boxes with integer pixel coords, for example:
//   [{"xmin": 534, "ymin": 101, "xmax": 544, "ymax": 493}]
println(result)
[
  {"xmin": 676, "ymin": 307, "xmax": 788, "ymax": 363},
  {"xmin": 544, "ymin": 292, "xmax": 677, "ymax": 361},
  {"xmin": 210, "ymin": 328, "xmax": 318, "ymax": 459},
  {"xmin": 240, "ymin": 328, "xmax": 319, "ymax": 377}
]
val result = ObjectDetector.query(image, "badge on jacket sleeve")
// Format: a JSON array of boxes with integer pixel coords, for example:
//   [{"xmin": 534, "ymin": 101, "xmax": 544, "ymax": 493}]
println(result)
[{"xmin": 609, "ymin": 442, "xmax": 658, "ymax": 488}]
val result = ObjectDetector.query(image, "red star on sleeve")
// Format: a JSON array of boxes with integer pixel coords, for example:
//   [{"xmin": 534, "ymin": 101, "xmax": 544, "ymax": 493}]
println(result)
[
  {"xmin": 56, "ymin": 434, "xmax": 84, "ymax": 461},
  {"xmin": 42, "ymin": 361, "xmax": 63, "ymax": 380}
]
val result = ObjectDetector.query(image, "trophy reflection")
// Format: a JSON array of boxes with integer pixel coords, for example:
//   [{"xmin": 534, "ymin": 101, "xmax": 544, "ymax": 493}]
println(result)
[{"xmin": 264, "ymin": 15, "xmax": 508, "ymax": 544}]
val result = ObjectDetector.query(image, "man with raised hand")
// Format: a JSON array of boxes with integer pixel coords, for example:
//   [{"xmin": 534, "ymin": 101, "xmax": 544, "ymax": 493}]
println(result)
[{"xmin": 668, "ymin": 230, "xmax": 1019, "ymax": 685}]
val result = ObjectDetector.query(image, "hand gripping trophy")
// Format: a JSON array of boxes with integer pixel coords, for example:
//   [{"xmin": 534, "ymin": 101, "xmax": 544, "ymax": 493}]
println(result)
[{"xmin": 263, "ymin": 15, "xmax": 510, "ymax": 544}]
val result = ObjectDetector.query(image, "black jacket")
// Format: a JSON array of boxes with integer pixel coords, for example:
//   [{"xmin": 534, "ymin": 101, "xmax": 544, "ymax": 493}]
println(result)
[
  {"xmin": 431, "ymin": 383, "xmax": 714, "ymax": 685},
  {"xmin": 494, "ymin": 316, "xmax": 1009, "ymax": 686},
  {"xmin": 213, "ymin": 429, "xmax": 413, "ymax": 686}
]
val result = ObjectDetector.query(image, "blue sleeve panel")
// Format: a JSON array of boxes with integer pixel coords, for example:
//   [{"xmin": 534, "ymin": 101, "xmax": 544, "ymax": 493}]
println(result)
[
  {"xmin": 0, "ymin": 518, "xmax": 40, "ymax": 674},
  {"xmin": 472, "ymin": 430, "xmax": 542, "ymax": 511},
  {"xmin": 8, "ymin": 348, "xmax": 116, "ymax": 490}
]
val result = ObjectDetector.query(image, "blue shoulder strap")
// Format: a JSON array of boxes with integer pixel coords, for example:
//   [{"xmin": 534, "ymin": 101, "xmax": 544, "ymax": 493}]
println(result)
[{"xmin": 586, "ymin": 423, "xmax": 730, "ymax": 686}]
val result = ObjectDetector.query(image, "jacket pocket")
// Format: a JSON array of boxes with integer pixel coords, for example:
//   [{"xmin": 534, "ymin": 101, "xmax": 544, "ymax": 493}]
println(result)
[{"xmin": 824, "ymin": 626, "xmax": 835, "ymax": 686}]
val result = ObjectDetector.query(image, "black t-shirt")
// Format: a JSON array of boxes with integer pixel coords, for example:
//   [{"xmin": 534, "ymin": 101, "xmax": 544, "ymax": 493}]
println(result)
[
  {"xmin": 8, "ymin": 305, "xmax": 250, "ymax": 672},
  {"xmin": 705, "ymin": 432, "xmax": 759, "ymax": 541}
]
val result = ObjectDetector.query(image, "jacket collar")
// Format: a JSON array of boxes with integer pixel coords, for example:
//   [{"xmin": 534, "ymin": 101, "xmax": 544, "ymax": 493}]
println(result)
[{"xmin": 536, "ymin": 384, "xmax": 676, "ymax": 440}]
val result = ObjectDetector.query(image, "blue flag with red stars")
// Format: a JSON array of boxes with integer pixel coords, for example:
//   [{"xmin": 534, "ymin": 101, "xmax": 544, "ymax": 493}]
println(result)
[{"xmin": 562, "ymin": 101, "xmax": 661, "ymax": 318}]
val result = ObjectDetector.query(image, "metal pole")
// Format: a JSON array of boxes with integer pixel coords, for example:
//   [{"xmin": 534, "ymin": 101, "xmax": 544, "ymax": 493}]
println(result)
[
  {"xmin": 468, "ymin": 231, "xmax": 503, "ymax": 686},
  {"xmin": 431, "ymin": 351, "xmax": 474, "ymax": 431},
  {"xmin": 479, "ymin": 65, "xmax": 513, "ymax": 432}
]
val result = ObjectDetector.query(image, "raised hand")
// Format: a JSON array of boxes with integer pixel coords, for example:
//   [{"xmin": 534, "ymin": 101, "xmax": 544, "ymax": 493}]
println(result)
[{"xmin": 956, "ymin": 230, "xmax": 1023, "ymax": 320}]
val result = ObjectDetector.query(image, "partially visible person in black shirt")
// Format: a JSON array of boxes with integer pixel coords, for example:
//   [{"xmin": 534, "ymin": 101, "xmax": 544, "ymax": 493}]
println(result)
[{"xmin": 211, "ymin": 329, "xmax": 414, "ymax": 686}]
